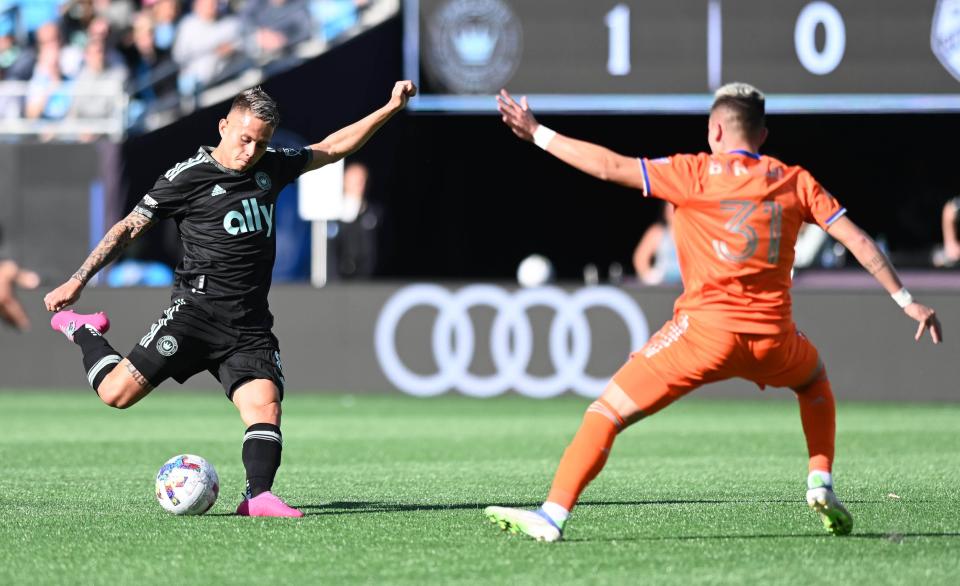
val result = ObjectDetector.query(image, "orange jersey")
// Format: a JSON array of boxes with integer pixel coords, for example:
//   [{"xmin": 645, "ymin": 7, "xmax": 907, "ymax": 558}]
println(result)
[{"xmin": 639, "ymin": 151, "xmax": 846, "ymax": 334}]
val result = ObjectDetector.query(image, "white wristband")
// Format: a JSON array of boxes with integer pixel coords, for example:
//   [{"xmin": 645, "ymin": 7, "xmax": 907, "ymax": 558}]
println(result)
[
  {"xmin": 891, "ymin": 288, "xmax": 914, "ymax": 308},
  {"xmin": 533, "ymin": 125, "xmax": 556, "ymax": 150}
]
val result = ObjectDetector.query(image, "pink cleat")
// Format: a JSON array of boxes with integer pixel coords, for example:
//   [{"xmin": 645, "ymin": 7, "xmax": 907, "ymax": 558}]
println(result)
[
  {"xmin": 235, "ymin": 492, "xmax": 303, "ymax": 518},
  {"xmin": 50, "ymin": 310, "xmax": 110, "ymax": 342}
]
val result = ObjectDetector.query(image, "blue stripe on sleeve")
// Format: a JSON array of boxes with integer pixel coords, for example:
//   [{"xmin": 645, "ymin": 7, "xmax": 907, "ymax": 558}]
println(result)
[
  {"xmin": 639, "ymin": 158, "xmax": 651, "ymax": 196},
  {"xmin": 825, "ymin": 207, "xmax": 847, "ymax": 226}
]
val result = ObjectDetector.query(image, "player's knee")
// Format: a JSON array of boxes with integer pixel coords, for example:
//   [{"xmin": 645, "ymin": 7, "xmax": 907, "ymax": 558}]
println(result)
[
  {"xmin": 262, "ymin": 400, "xmax": 281, "ymax": 420},
  {"xmin": 241, "ymin": 399, "xmax": 281, "ymax": 425},
  {"xmin": 96, "ymin": 373, "xmax": 138, "ymax": 409},
  {"xmin": 97, "ymin": 384, "xmax": 132, "ymax": 409},
  {"xmin": 597, "ymin": 382, "xmax": 643, "ymax": 427}
]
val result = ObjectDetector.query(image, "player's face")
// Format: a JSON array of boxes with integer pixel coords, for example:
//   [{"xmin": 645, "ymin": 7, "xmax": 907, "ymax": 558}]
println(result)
[{"xmin": 217, "ymin": 109, "xmax": 274, "ymax": 172}]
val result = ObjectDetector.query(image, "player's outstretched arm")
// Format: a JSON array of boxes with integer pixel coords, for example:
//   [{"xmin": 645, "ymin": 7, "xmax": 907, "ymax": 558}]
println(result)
[
  {"xmin": 496, "ymin": 89, "xmax": 646, "ymax": 191},
  {"xmin": 303, "ymin": 80, "xmax": 417, "ymax": 172},
  {"xmin": 827, "ymin": 215, "xmax": 942, "ymax": 344},
  {"xmin": 43, "ymin": 210, "xmax": 156, "ymax": 312}
]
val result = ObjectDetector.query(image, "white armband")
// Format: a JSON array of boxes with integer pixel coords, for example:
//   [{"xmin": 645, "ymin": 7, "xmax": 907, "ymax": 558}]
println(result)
[
  {"xmin": 891, "ymin": 287, "xmax": 914, "ymax": 308},
  {"xmin": 533, "ymin": 125, "xmax": 556, "ymax": 150}
]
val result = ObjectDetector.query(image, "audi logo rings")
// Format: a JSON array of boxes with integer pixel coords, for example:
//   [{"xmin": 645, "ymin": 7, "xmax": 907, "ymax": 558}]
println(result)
[{"xmin": 374, "ymin": 284, "xmax": 650, "ymax": 398}]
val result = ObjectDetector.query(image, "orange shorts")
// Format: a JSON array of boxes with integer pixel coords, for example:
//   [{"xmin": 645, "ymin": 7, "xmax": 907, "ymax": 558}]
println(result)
[{"xmin": 613, "ymin": 313, "xmax": 821, "ymax": 417}]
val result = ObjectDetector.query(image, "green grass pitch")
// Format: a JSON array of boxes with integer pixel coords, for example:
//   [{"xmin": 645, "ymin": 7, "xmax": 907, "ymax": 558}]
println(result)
[{"xmin": 1, "ymin": 391, "xmax": 958, "ymax": 585}]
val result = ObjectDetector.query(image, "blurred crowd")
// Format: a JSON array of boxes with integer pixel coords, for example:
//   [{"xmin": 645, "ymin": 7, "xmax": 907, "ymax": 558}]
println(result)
[{"xmin": 0, "ymin": 0, "xmax": 371, "ymax": 136}]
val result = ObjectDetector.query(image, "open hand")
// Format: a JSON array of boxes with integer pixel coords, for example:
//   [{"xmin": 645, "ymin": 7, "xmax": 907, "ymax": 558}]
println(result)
[
  {"xmin": 904, "ymin": 302, "xmax": 942, "ymax": 344},
  {"xmin": 496, "ymin": 89, "xmax": 539, "ymax": 141}
]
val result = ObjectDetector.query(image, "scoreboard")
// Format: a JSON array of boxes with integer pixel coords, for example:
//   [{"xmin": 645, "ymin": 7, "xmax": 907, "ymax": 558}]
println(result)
[{"xmin": 403, "ymin": 0, "xmax": 960, "ymax": 113}]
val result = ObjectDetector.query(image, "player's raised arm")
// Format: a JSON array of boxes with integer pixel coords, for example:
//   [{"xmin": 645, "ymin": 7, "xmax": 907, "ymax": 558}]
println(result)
[
  {"xmin": 43, "ymin": 210, "xmax": 157, "ymax": 312},
  {"xmin": 303, "ymin": 80, "xmax": 417, "ymax": 172},
  {"xmin": 826, "ymin": 215, "xmax": 942, "ymax": 343},
  {"xmin": 496, "ymin": 89, "xmax": 646, "ymax": 191}
]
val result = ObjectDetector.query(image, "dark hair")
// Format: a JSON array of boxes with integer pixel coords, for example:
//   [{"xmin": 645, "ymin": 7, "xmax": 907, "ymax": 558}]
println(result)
[
  {"xmin": 230, "ymin": 86, "xmax": 280, "ymax": 127},
  {"xmin": 710, "ymin": 82, "xmax": 765, "ymax": 140}
]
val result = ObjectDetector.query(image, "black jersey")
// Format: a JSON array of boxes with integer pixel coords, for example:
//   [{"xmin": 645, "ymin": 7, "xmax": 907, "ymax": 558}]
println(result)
[{"xmin": 133, "ymin": 145, "xmax": 312, "ymax": 330}]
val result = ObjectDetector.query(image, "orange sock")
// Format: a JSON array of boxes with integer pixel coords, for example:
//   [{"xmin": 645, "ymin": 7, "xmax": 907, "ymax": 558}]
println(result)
[
  {"xmin": 794, "ymin": 375, "xmax": 835, "ymax": 474},
  {"xmin": 545, "ymin": 399, "xmax": 623, "ymax": 511}
]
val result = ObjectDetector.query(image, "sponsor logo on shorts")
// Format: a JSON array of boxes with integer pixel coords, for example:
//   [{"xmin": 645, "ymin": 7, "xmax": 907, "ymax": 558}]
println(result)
[
  {"xmin": 642, "ymin": 314, "xmax": 689, "ymax": 358},
  {"xmin": 157, "ymin": 335, "xmax": 179, "ymax": 357}
]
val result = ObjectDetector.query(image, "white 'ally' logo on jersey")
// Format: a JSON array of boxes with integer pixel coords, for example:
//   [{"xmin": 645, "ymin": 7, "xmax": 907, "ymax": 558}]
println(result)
[{"xmin": 223, "ymin": 197, "xmax": 275, "ymax": 237}]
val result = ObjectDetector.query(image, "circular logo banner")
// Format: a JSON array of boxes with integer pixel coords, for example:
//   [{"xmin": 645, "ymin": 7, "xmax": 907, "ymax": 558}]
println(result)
[{"xmin": 375, "ymin": 284, "xmax": 649, "ymax": 398}]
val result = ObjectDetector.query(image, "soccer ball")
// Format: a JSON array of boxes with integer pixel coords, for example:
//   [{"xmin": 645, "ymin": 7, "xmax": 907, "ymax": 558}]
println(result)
[
  {"xmin": 155, "ymin": 454, "xmax": 219, "ymax": 515},
  {"xmin": 517, "ymin": 254, "xmax": 554, "ymax": 288}
]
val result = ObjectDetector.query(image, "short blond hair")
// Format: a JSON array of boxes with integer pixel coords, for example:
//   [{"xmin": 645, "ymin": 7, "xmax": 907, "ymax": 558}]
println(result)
[{"xmin": 711, "ymin": 82, "xmax": 765, "ymax": 139}]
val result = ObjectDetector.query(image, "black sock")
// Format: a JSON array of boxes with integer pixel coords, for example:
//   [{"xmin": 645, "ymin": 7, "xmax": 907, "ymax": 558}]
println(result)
[
  {"xmin": 73, "ymin": 325, "xmax": 122, "ymax": 391},
  {"xmin": 242, "ymin": 423, "xmax": 282, "ymax": 498}
]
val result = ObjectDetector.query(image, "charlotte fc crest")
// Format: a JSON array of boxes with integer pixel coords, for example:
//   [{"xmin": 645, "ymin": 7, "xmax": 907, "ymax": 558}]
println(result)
[
  {"xmin": 425, "ymin": 0, "xmax": 523, "ymax": 94},
  {"xmin": 932, "ymin": 0, "xmax": 960, "ymax": 81}
]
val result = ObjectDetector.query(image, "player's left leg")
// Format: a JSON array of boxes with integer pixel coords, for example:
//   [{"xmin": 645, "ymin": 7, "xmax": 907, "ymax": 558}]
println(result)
[
  {"xmin": 750, "ymin": 329, "xmax": 852, "ymax": 535},
  {"xmin": 222, "ymin": 339, "xmax": 302, "ymax": 519},
  {"xmin": 792, "ymin": 369, "xmax": 852, "ymax": 535},
  {"xmin": 51, "ymin": 309, "xmax": 153, "ymax": 406}
]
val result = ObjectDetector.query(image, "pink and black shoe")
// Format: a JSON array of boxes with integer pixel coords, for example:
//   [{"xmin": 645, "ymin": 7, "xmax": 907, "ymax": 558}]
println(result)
[
  {"xmin": 236, "ymin": 491, "xmax": 303, "ymax": 518},
  {"xmin": 50, "ymin": 310, "xmax": 110, "ymax": 342}
]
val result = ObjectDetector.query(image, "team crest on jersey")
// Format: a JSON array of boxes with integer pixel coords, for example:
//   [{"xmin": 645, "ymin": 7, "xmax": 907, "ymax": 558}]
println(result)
[
  {"xmin": 156, "ymin": 335, "xmax": 178, "ymax": 357},
  {"xmin": 932, "ymin": 0, "xmax": 960, "ymax": 81},
  {"xmin": 255, "ymin": 171, "xmax": 272, "ymax": 190}
]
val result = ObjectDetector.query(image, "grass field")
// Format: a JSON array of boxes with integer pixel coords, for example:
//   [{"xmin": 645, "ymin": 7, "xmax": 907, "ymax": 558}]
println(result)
[{"xmin": 1, "ymin": 391, "xmax": 958, "ymax": 585}]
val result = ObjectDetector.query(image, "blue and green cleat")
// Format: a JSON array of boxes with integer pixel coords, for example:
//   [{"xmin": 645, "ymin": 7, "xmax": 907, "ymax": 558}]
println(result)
[
  {"xmin": 484, "ymin": 506, "xmax": 563, "ymax": 542},
  {"xmin": 806, "ymin": 476, "xmax": 854, "ymax": 536}
]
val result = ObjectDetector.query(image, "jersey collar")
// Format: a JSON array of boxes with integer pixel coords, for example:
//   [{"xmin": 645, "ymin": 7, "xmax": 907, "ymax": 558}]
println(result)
[
  {"xmin": 728, "ymin": 149, "xmax": 761, "ymax": 160},
  {"xmin": 199, "ymin": 146, "xmax": 245, "ymax": 175}
]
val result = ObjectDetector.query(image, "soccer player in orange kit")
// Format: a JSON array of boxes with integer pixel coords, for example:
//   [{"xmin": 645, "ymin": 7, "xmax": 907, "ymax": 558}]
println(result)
[{"xmin": 484, "ymin": 83, "xmax": 942, "ymax": 541}]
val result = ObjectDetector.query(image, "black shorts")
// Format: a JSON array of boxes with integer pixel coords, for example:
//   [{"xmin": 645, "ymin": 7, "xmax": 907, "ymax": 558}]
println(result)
[{"xmin": 126, "ymin": 298, "xmax": 286, "ymax": 399}]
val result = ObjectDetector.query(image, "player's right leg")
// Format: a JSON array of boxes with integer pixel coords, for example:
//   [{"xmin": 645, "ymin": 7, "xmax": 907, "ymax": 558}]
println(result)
[
  {"xmin": 51, "ymin": 309, "xmax": 152, "ymax": 406},
  {"xmin": 485, "ymin": 314, "xmax": 730, "ymax": 541},
  {"xmin": 485, "ymin": 380, "xmax": 638, "ymax": 542}
]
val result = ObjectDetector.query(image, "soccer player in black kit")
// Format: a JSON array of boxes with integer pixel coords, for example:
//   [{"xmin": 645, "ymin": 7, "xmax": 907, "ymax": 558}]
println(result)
[{"xmin": 43, "ymin": 81, "xmax": 417, "ymax": 517}]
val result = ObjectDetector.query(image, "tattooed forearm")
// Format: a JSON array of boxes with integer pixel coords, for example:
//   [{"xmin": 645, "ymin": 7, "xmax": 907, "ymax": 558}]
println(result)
[
  {"xmin": 125, "ymin": 361, "xmax": 154, "ymax": 390},
  {"xmin": 71, "ymin": 211, "xmax": 155, "ymax": 285},
  {"xmin": 863, "ymin": 253, "xmax": 890, "ymax": 275}
]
